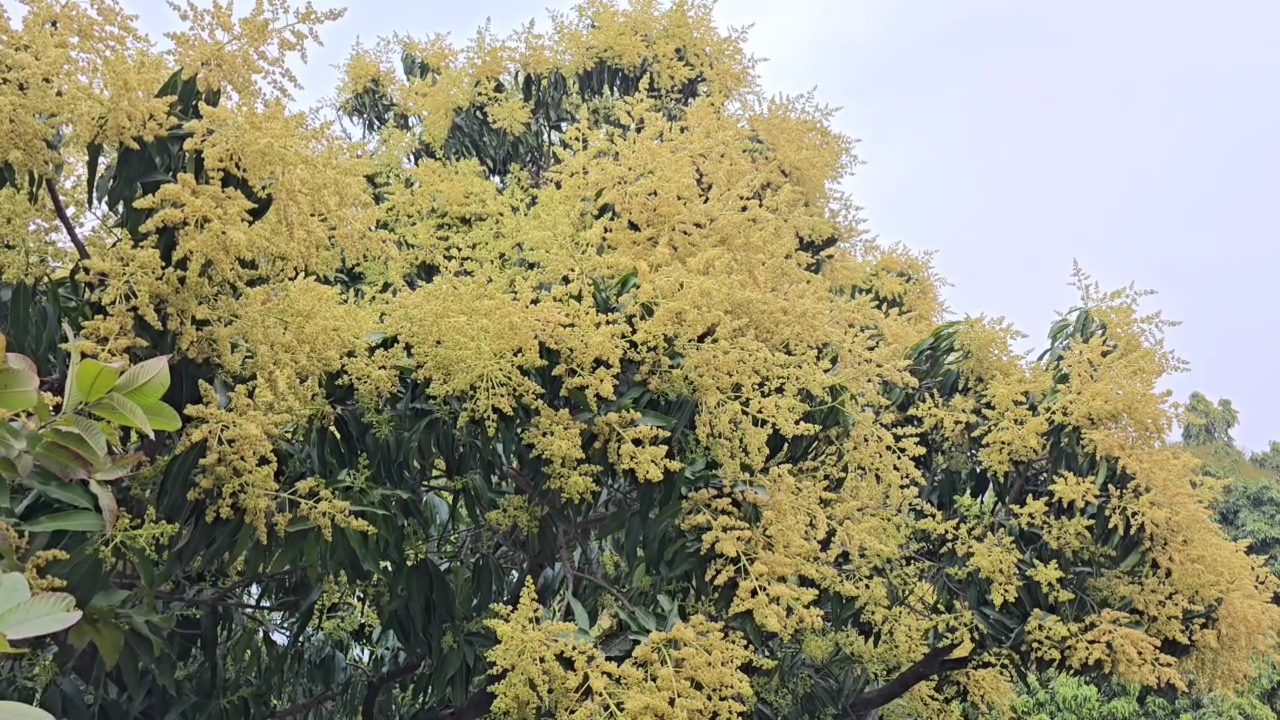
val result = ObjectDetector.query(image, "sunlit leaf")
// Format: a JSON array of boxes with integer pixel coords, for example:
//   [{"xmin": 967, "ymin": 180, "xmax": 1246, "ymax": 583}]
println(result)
[
  {"xmin": 113, "ymin": 355, "xmax": 171, "ymax": 405},
  {"xmin": 87, "ymin": 393, "xmax": 152, "ymax": 438},
  {"xmin": 66, "ymin": 358, "xmax": 123, "ymax": 410}
]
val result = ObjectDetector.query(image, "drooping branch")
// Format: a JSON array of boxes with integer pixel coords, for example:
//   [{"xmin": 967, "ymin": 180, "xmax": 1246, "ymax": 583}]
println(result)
[
  {"xmin": 45, "ymin": 177, "xmax": 89, "ymax": 262},
  {"xmin": 837, "ymin": 644, "xmax": 971, "ymax": 719}
]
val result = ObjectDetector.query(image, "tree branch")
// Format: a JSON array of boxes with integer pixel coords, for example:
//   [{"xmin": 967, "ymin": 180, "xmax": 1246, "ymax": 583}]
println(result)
[
  {"xmin": 270, "ymin": 656, "xmax": 423, "ymax": 719},
  {"xmin": 45, "ymin": 177, "xmax": 89, "ymax": 262},
  {"xmin": 837, "ymin": 644, "xmax": 971, "ymax": 719},
  {"xmin": 360, "ymin": 657, "xmax": 424, "ymax": 719}
]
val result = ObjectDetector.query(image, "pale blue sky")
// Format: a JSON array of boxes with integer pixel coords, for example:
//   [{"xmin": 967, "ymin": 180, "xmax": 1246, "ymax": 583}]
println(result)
[{"xmin": 109, "ymin": 1, "xmax": 1280, "ymax": 450}]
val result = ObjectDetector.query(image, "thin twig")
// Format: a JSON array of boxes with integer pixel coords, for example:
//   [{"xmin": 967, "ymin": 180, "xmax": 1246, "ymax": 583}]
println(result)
[{"xmin": 45, "ymin": 178, "xmax": 89, "ymax": 262}]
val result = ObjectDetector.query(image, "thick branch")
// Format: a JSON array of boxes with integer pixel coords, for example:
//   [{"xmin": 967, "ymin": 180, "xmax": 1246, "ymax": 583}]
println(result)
[
  {"xmin": 360, "ymin": 657, "xmax": 425, "ymax": 719},
  {"xmin": 270, "ymin": 656, "xmax": 423, "ymax": 719},
  {"xmin": 838, "ymin": 644, "xmax": 971, "ymax": 719},
  {"xmin": 45, "ymin": 178, "xmax": 89, "ymax": 262}
]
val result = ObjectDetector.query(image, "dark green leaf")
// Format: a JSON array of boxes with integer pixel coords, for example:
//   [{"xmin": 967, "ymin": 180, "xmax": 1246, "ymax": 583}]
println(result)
[{"xmin": 24, "ymin": 472, "xmax": 95, "ymax": 509}]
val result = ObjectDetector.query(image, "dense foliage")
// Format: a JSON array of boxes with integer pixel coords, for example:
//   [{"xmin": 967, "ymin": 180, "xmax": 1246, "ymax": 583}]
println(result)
[{"xmin": 1, "ymin": 1, "xmax": 1277, "ymax": 718}]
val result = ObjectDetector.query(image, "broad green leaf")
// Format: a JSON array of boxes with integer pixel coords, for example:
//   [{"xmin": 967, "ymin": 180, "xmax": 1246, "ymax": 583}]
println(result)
[
  {"xmin": 0, "ymin": 366, "xmax": 38, "ymax": 413},
  {"xmin": 112, "ymin": 356, "xmax": 171, "ymax": 405},
  {"xmin": 88, "ymin": 480, "xmax": 118, "ymax": 534},
  {"xmin": 24, "ymin": 472, "xmax": 95, "ymax": 509},
  {"xmin": 51, "ymin": 415, "xmax": 109, "ymax": 458},
  {"xmin": 82, "ymin": 618, "xmax": 124, "ymax": 670},
  {"xmin": 66, "ymin": 358, "xmax": 122, "ymax": 410},
  {"xmin": 568, "ymin": 594, "xmax": 591, "ymax": 631},
  {"xmin": 0, "ymin": 592, "xmax": 80, "ymax": 639},
  {"xmin": 139, "ymin": 400, "xmax": 182, "ymax": 433},
  {"xmin": 0, "ymin": 634, "xmax": 26, "ymax": 655},
  {"xmin": 29, "ymin": 442, "xmax": 94, "ymax": 480},
  {"xmin": 0, "ymin": 700, "xmax": 55, "ymax": 720},
  {"xmin": 0, "ymin": 478, "xmax": 9, "ymax": 507},
  {"xmin": 87, "ymin": 393, "xmax": 152, "ymax": 438},
  {"xmin": 21, "ymin": 510, "xmax": 105, "ymax": 534},
  {"xmin": 42, "ymin": 427, "xmax": 106, "ymax": 469},
  {"xmin": 0, "ymin": 573, "xmax": 31, "ymax": 616}
]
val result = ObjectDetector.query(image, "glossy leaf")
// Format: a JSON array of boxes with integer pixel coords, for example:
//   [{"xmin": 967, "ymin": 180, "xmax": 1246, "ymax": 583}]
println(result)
[
  {"xmin": 112, "ymin": 355, "xmax": 171, "ymax": 405},
  {"xmin": 66, "ymin": 358, "xmax": 122, "ymax": 410},
  {"xmin": 86, "ymin": 393, "xmax": 152, "ymax": 438}
]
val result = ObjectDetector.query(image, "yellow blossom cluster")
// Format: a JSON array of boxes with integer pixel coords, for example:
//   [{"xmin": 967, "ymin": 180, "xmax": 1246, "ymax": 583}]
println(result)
[
  {"xmin": 3, "ymin": 0, "xmax": 1278, "ymax": 711},
  {"xmin": 486, "ymin": 580, "xmax": 765, "ymax": 719}
]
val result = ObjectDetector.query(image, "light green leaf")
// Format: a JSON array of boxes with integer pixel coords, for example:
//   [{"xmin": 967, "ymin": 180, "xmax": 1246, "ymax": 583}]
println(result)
[
  {"xmin": 113, "ymin": 356, "xmax": 171, "ymax": 405},
  {"xmin": 0, "ymin": 592, "xmax": 80, "ymax": 639},
  {"xmin": 0, "ymin": 635, "xmax": 28, "ymax": 655},
  {"xmin": 66, "ymin": 358, "xmax": 122, "ymax": 410},
  {"xmin": 0, "ymin": 366, "xmax": 39, "ymax": 413},
  {"xmin": 139, "ymin": 400, "xmax": 182, "ymax": 433},
  {"xmin": 0, "ymin": 700, "xmax": 55, "ymax": 720},
  {"xmin": 87, "ymin": 393, "xmax": 152, "ymax": 438},
  {"xmin": 24, "ymin": 472, "xmax": 95, "ymax": 509},
  {"xmin": 21, "ymin": 510, "xmax": 105, "ymax": 534},
  {"xmin": 0, "ymin": 573, "xmax": 31, "ymax": 616}
]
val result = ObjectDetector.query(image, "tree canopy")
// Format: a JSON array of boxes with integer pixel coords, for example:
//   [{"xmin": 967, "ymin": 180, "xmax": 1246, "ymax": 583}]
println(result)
[{"xmin": 1, "ymin": 1, "xmax": 1277, "ymax": 718}]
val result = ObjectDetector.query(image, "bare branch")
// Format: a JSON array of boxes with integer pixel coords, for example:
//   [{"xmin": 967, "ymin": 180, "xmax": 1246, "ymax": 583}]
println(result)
[
  {"xmin": 837, "ymin": 644, "xmax": 971, "ymax": 719},
  {"xmin": 45, "ymin": 178, "xmax": 89, "ymax": 262}
]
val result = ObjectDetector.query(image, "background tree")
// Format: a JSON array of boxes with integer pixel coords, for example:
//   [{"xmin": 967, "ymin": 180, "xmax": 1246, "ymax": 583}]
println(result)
[
  {"xmin": 1252, "ymin": 442, "xmax": 1280, "ymax": 474},
  {"xmin": 1182, "ymin": 391, "xmax": 1241, "ymax": 446},
  {"xmin": 1, "ymin": 1, "xmax": 1278, "ymax": 719}
]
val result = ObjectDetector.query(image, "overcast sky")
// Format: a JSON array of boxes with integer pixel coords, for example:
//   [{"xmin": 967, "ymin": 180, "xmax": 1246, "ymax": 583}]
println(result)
[{"xmin": 111, "ymin": 1, "xmax": 1280, "ymax": 450}]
